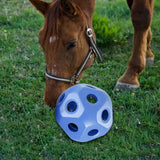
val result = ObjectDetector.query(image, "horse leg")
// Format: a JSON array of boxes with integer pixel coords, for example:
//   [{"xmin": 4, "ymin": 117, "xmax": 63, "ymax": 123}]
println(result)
[
  {"xmin": 114, "ymin": 0, "xmax": 154, "ymax": 91},
  {"xmin": 146, "ymin": 27, "xmax": 154, "ymax": 65},
  {"xmin": 127, "ymin": 0, "xmax": 154, "ymax": 66}
]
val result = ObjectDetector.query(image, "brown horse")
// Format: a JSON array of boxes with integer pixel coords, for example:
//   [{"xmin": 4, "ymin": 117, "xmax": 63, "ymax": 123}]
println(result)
[{"xmin": 29, "ymin": 0, "xmax": 154, "ymax": 108}]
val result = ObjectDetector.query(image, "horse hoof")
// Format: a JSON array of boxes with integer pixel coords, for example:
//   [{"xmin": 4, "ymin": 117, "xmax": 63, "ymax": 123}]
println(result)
[
  {"xmin": 146, "ymin": 57, "xmax": 154, "ymax": 66},
  {"xmin": 114, "ymin": 82, "xmax": 139, "ymax": 92}
]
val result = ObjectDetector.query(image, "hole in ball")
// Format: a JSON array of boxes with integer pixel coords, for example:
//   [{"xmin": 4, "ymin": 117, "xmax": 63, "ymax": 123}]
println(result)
[
  {"xmin": 68, "ymin": 123, "xmax": 78, "ymax": 132},
  {"xmin": 67, "ymin": 101, "xmax": 77, "ymax": 112},
  {"xmin": 87, "ymin": 94, "xmax": 97, "ymax": 104},
  {"xmin": 88, "ymin": 129, "xmax": 98, "ymax": 136},
  {"xmin": 102, "ymin": 110, "xmax": 109, "ymax": 122}
]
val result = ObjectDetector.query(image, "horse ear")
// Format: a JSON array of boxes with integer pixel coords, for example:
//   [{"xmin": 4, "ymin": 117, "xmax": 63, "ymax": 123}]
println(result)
[
  {"xmin": 60, "ymin": 0, "xmax": 77, "ymax": 16},
  {"xmin": 29, "ymin": 0, "xmax": 49, "ymax": 16}
]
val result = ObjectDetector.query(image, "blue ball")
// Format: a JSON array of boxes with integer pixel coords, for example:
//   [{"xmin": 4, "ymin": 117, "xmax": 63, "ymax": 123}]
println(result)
[{"xmin": 55, "ymin": 84, "xmax": 113, "ymax": 142}]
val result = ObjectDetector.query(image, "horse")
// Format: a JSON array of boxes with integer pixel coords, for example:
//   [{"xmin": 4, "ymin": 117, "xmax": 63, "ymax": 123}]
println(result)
[{"xmin": 29, "ymin": 0, "xmax": 154, "ymax": 108}]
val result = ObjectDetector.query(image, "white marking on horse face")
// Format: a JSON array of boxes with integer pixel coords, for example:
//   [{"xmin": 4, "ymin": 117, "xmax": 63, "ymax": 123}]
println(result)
[
  {"xmin": 49, "ymin": 36, "xmax": 57, "ymax": 44},
  {"xmin": 49, "ymin": 37, "xmax": 52, "ymax": 43},
  {"xmin": 52, "ymin": 69, "xmax": 54, "ymax": 75},
  {"xmin": 54, "ymin": 64, "xmax": 56, "ymax": 68}
]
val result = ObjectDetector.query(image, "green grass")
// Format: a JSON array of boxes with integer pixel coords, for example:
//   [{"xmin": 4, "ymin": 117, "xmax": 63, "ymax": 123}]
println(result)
[{"xmin": 0, "ymin": 0, "xmax": 160, "ymax": 159}]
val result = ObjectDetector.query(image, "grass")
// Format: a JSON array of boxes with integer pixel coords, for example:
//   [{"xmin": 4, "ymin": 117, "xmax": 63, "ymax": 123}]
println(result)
[{"xmin": 0, "ymin": 0, "xmax": 160, "ymax": 159}]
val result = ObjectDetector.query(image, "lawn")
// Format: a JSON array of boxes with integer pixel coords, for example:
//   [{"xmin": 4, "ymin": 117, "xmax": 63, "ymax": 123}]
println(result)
[{"xmin": 0, "ymin": 0, "xmax": 160, "ymax": 159}]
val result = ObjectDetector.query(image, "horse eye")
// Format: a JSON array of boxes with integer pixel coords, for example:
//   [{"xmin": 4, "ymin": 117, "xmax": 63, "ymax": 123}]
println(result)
[{"xmin": 67, "ymin": 41, "xmax": 77, "ymax": 50}]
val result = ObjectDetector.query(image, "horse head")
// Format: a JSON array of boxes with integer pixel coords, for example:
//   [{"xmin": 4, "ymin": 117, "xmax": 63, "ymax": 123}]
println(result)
[{"xmin": 29, "ymin": 0, "xmax": 97, "ymax": 107}]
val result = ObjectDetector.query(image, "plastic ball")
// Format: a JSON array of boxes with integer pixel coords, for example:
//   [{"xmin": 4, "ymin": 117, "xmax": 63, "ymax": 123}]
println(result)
[{"xmin": 55, "ymin": 84, "xmax": 113, "ymax": 142}]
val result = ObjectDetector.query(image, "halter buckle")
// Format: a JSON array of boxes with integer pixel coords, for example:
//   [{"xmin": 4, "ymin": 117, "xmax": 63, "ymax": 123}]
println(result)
[{"xmin": 71, "ymin": 75, "xmax": 79, "ymax": 85}]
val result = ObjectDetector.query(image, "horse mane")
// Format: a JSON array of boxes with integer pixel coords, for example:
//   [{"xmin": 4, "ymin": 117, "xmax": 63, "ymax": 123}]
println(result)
[{"xmin": 42, "ymin": 0, "xmax": 85, "ymax": 46}]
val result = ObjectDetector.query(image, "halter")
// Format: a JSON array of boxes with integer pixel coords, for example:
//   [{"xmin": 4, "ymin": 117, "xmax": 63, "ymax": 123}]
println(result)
[{"xmin": 45, "ymin": 27, "xmax": 103, "ymax": 84}]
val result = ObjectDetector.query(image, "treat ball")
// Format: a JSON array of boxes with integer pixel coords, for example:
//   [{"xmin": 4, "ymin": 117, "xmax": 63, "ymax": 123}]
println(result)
[{"xmin": 55, "ymin": 84, "xmax": 113, "ymax": 142}]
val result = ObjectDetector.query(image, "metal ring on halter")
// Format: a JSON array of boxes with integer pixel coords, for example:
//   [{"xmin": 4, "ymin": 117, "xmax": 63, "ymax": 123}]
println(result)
[
  {"xmin": 70, "ymin": 75, "xmax": 79, "ymax": 85},
  {"xmin": 86, "ymin": 28, "xmax": 93, "ymax": 38}
]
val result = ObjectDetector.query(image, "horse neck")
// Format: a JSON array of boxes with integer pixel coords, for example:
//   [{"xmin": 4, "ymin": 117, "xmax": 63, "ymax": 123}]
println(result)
[{"xmin": 74, "ymin": 0, "xmax": 95, "ymax": 25}]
